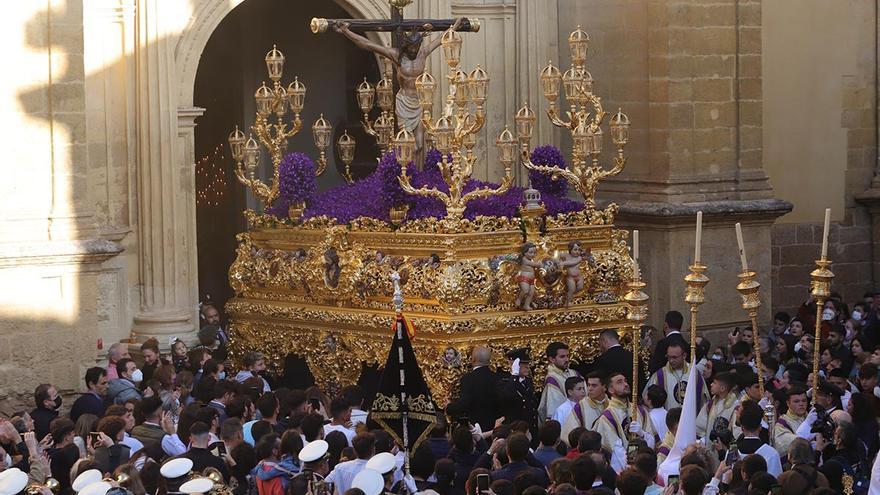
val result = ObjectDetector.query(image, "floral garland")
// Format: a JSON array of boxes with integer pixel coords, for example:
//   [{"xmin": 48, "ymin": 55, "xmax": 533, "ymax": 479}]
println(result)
[
  {"xmin": 528, "ymin": 145, "xmax": 568, "ymax": 197},
  {"xmin": 268, "ymin": 146, "xmax": 582, "ymax": 224}
]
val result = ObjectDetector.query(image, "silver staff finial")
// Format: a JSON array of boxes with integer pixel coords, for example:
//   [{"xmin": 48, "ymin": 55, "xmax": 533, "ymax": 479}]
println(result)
[{"xmin": 391, "ymin": 271, "xmax": 403, "ymax": 313}]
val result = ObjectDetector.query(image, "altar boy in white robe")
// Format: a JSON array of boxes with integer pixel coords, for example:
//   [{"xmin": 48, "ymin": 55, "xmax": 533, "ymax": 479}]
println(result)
[
  {"xmin": 561, "ymin": 371, "xmax": 608, "ymax": 441},
  {"xmin": 696, "ymin": 371, "xmax": 738, "ymax": 440},
  {"xmin": 644, "ymin": 341, "xmax": 708, "ymax": 411}
]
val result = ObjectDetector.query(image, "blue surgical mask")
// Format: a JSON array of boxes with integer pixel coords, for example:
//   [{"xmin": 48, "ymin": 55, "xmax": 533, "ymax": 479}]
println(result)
[{"xmin": 218, "ymin": 371, "xmax": 226, "ymax": 380}]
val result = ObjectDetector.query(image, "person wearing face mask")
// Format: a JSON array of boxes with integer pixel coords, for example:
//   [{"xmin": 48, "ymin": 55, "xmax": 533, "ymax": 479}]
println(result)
[
  {"xmin": 30, "ymin": 383, "xmax": 62, "ymax": 441},
  {"xmin": 107, "ymin": 358, "xmax": 144, "ymax": 405}
]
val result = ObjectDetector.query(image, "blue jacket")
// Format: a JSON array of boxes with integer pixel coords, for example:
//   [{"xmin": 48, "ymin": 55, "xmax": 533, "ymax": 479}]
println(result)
[{"xmin": 107, "ymin": 378, "xmax": 142, "ymax": 404}]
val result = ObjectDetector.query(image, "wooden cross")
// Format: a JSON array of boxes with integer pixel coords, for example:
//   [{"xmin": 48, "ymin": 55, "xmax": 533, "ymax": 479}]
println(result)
[{"xmin": 310, "ymin": 10, "xmax": 479, "ymax": 41}]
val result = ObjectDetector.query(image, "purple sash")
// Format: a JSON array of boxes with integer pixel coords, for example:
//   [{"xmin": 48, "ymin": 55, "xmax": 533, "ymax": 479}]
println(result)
[
  {"xmin": 601, "ymin": 409, "xmax": 621, "ymax": 437},
  {"xmin": 546, "ymin": 375, "xmax": 562, "ymax": 392},
  {"xmin": 777, "ymin": 417, "xmax": 792, "ymax": 431},
  {"xmin": 573, "ymin": 402, "xmax": 586, "ymax": 427},
  {"xmin": 658, "ymin": 445, "xmax": 670, "ymax": 456}
]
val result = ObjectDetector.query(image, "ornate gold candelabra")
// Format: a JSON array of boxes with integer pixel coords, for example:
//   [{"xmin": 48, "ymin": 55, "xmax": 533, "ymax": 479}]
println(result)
[
  {"xmin": 684, "ymin": 263, "xmax": 710, "ymax": 359},
  {"xmin": 396, "ymin": 29, "xmax": 515, "ymax": 221},
  {"xmin": 336, "ymin": 130, "xmax": 357, "ymax": 182},
  {"xmin": 624, "ymin": 265, "xmax": 649, "ymax": 428},
  {"xmin": 228, "ymin": 45, "xmax": 331, "ymax": 209},
  {"xmin": 520, "ymin": 27, "xmax": 630, "ymax": 208},
  {"xmin": 810, "ymin": 258, "xmax": 834, "ymax": 402},
  {"xmin": 736, "ymin": 269, "xmax": 765, "ymax": 395},
  {"xmin": 357, "ymin": 67, "xmax": 396, "ymax": 152}
]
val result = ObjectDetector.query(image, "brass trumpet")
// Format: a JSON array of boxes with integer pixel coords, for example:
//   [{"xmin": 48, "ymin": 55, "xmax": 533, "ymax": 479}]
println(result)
[
  {"xmin": 104, "ymin": 472, "xmax": 131, "ymax": 485},
  {"xmin": 184, "ymin": 468, "xmax": 233, "ymax": 495},
  {"xmin": 26, "ymin": 478, "xmax": 60, "ymax": 495}
]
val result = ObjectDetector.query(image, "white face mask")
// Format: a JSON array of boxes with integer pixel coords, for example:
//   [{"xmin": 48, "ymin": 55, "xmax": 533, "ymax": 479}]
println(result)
[
  {"xmin": 852, "ymin": 310, "xmax": 863, "ymax": 321},
  {"xmin": 712, "ymin": 353, "xmax": 723, "ymax": 361},
  {"xmin": 218, "ymin": 371, "xmax": 226, "ymax": 381},
  {"xmin": 822, "ymin": 308, "xmax": 835, "ymax": 321},
  {"xmin": 794, "ymin": 342, "xmax": 802, "ymax": 353},
  {"xmin": 3, "ymin": 453, "xmax": 12, "ymax": 468},
  {"xmin": 130, "ymin": 369, "xmax": 143, "ymax": 383}
]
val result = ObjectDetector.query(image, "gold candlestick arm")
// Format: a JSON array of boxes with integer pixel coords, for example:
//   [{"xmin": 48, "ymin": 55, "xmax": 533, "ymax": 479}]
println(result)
[
  {"xmin": 736, "ymin": 269, "xmax": 764, "ymax": 396},
  {"xmin": 810, "ymin": 258, "xmax": 835, "ymax": 403},
  {"xmin": 624, "ymin": 274, "xmax": 649, "ymax": 425},
  {"xmin": 684, "ymin": 262, "xmax": 709, "ymax": 360}
]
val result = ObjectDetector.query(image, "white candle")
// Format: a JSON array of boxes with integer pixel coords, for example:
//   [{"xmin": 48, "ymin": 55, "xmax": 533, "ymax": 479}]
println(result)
[
  {"xmin": 633, "ymin": 230, "xmax": 639, "ymax": 262},
  {"xmin": 821, "ymin": 208, "xmax": 831, "ymax": 259},
  {"xmin": 632, "ymin": 258, "xmax": 640, "ymax": 281},
  {"xmin": 694, "ymin": 211, "xmax": 703, "ymax": 263},
  {"xmin": 735, "ymin": 222, "xmax": 748, "ymax": 271}
]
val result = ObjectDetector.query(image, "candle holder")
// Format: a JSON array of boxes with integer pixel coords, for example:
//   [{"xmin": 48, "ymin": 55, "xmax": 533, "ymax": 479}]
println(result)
[
  {"xmin": 736, "ymin": 269, "xmax": 765, "ymax": 396},
  {"xmin": 684, "ymin": 262, "xmax": 710, "ymax": 359},
  {"xmin": 624, "ymin": 274, "xmax": 649, "ymax": 430},
  {"xmin": 810, "ymin": 258, "xmax": 835, "ymax": 403}
]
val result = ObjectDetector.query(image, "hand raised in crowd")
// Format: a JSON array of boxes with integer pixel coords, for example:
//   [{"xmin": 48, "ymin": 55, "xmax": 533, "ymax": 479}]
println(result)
[
  {"xmin": 23, "ymin": 431, "xmax": 39, "ymax": 456},
  {"xmin": 39, "ymin": 433, "xmax": 53, "ymax": 448},
  {"xmin": 161, "ymin": 410, "xmax": 176, "ymax": 435}
]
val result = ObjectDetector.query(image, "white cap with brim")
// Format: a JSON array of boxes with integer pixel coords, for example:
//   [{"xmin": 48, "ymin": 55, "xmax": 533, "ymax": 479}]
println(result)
[
  {"xmin": 161, "ymin": 458, "xmax": 194, "ymax": 479},
  {"xmin": 298, "ymin": 440, "xmax": 329, "ymax": 463},
  {"xmin": 180, "ymin": 477, "xmax": 214, "ymax": 495},
  {"xmin": 79, "ymin": 481, "xmax": 112, "ymax": 495},
  {"xmin": 72, "ymin": 469, "xmax": 103, "ymax": 493},
  {"xmin": 352, "ymin": 469, "xmax": 384, "ymax": 495},
  {"xmin": 365, "ymin": 452, "xmax": 396, "ymax": 474},
  {"xmin": 0, "ymin": 468, "xmax": 29, "ymax": 495}
]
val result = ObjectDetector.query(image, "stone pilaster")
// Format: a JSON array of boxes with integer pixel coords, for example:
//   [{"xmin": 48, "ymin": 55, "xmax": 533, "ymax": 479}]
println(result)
[{"xmin": 131, "ymin": 0, "xmax": 199, "ymax": 344}]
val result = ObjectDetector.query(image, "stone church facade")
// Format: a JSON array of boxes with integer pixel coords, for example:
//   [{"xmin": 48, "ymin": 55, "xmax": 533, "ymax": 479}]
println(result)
[{"xmin": 0, "ymin": 0, "xmax": 877, "ymax": 410}]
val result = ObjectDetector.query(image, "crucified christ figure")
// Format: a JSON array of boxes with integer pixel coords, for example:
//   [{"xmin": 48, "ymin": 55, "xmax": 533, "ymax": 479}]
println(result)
[{"xmin": 334, "ymin": 17, "xmax": 464, "ymax": 165}]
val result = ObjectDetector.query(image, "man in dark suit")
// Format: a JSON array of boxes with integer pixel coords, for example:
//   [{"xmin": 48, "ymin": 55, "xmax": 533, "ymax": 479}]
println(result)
[
  {"xmin": 70, "ymin": 367, "xmax": 108, "ymax": 422},
  {"xmin": 648, "ymin": 310, "xmax": 689, "ymax": 374},
  {"xmin": 489, "ymin": 433, "xmax": 549, "ymax": 487},
  {"xmin": 588, "ymin": 329, "xmax": 634, "ymax": 382},
  {"xmin": 497, "ymin": 348, "xmax": 539, "ymax": 445},
  {"xmin": 456, "ymin": 346, "xmax": 500, "ymax": 431},
  {"xmin": 130, "ymin": 396, "xmax": 169, "ymax": 457}
]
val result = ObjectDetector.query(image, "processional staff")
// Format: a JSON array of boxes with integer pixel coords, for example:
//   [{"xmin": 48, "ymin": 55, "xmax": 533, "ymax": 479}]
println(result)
[
  {"xmin": 810, "ymin": 209, "xmax": 835, "ymax": 405},
  {"xmin": 624, "ymin": 231, "xmax": 649, "ymax": 427},
  {"xmin": 685, "ymin": 212, "xmax": 709, "ymax": 361}
]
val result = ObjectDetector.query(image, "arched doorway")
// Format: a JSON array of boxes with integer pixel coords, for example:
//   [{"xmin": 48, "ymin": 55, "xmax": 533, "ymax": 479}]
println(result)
[{"xmin": 193, "ymin": 0, "xmax": 382, "ymax": 311}]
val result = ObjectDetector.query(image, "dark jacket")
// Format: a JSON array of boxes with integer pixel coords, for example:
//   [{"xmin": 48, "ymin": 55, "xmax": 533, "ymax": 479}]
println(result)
[
  {"xmin": 182, "ymin": 447, "xmax": 231, "ymax": 480},
  {"xmin": 489, "ymin": 460, "xmax": 548, "ymax": 487},
  {"xmin": 457, "ymin": 366, "xmax": 501, "ymax": 431},
  {"xmin": 648, "ymin": 332, "xmax": 688, "ymax": 374},
  {"xmin": 447, "ymin": 448, "xmax": 481, "ymax": 490},
  {"xmin": 131, "ymin": 423, "xmax": 166, "ymax": 451},
  {"xmin": 31, "ymin": 406, "xmax": 58, "ymax": 441},
  {"xmin": 70, "ymin": 392, "xmax": 106, "ymax": 423},
  {"xmin": 587, "ymin": 345, "xmax": 634, "ymax": 384}
]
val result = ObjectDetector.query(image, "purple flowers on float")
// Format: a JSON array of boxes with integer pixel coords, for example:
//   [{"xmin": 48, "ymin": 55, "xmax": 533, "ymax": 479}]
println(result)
[
  {"xmin": 528, "ymin": 145, "xmax": 568, "ymax": 197},
  {"xmin": 269, "ymin": 146, "xmax": 582, "ymax": 223}
]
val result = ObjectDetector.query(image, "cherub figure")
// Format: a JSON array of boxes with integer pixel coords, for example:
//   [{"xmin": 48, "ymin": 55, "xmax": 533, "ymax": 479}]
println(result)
[
  {"xmin": 324, "ymin": 248, "xmax": 341, "ymax": 288},
  {"xmin": 442, "ymin": 347, "xmax": 461, "ymax": 367},
  {"xmin": 559, "ymin": 240, "xmax": 585, "ymax": 308},
  {"xmin": 515, "ymin": 242, "xmax": 542, "ymax": 311}
]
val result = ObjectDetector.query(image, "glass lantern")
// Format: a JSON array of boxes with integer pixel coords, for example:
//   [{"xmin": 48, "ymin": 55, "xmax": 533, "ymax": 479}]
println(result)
[
  {"xmin": 573, "ymin": 120, "xmax": 591, "ymax": 158},
  {"xmin": 415, "ymin": 71, "xmax": 436, "ymax": 110},
  {"xmin": 610, "ymin": 108, "xmax": 630, "ymax": 147},
  {"xmin": 243, "ymin": 136, "xmax": 260, "ymax": 173},
  {"xmin": 433, "ymin": 115, "xmax": 453, "ymax": 153},
  {"xmin": 515, "ymin": 103, "xmax": 536, "ymax": 147},
  {"xmin": 441, "ymin": 29, "xmax": 462, "ymax": 68},
  {"xmin": 265, "ymin": 45, "xmax": 285, "ymax": 82},
  {"xmin": 287, "ymin": 77, "xmax": 306, "ymax": 115},
  {"xmin": 254, "ymin": 82, "xmax": 274, "ymax": 117},
  {"xmin": 374, "ymin": 113, "xmax": 394, "ymax": 149},
  {"xmin": 461, "ymin": 114, "xmax": 477, "ymax": 150},
  {"xmin": 356, "ymin": 79, "xmax": 375, "ymax": 114},
  {"xmin": 468, "ymin": 65, "xmax": 489, "ymax": 107},
  {"xmin": 452, "ymin": 69, "xmax": 469, "ymax": 108},
  {"xmin": 540, "ymin": 61, "xmax": 562, "ymax": 103},
  {"xmin": 312, "ymin": 114, "xmax": 332, "ymax": 150},
  {"xmin": 581, "ymin": 70, "xmax": 594, "ymax": 95},
  {"xmin": 562, "ymin": 68, "xmax": 583, "ymax": 103},
  {"xmin": 495, "ymin": 126, "xmax": 517, "ymax": 169},
  {"xmin": 376, "ymin": 77, "xmax": 394, "ymax": 112},
  {"xmin": 228, "ymin": 126, "xmax": 246, "ymax": 162},
  {"xmin": 568, "ymin": 26, "xmax": 590, "ymax": 68},
  {"xmin": 336, "ymin": 131, "xmax": 356, "ymax": 164},
  {"xmin": 393, "ymin": 129, "xmax": 416, "ymax": 166}
]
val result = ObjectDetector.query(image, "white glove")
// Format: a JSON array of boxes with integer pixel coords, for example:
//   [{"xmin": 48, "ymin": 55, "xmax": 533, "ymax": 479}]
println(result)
[
  {"xmin": 470, "ymin": 423, "xmax": 483, "ymax": 441},
  {"xmin": 610, "ymin": 439, "xmax": 627, "ymax": 474},
  {"xmin": 403, "ymin": 474, "xmax": 417, "ymax": 494},
  {"xmin": 874, "ymin": 386, "xmax": 880, "ymax": 399},
  {"xmin": 511, "ymin": 358, "xmax": 520, "ymax": 376},
  {"xmin": 796, "ymin": 410, "xmax": 818, "ymax": 440},
  {"xmin": 629, "ymin": 421, "xmax": 643, "ymax": 437}
]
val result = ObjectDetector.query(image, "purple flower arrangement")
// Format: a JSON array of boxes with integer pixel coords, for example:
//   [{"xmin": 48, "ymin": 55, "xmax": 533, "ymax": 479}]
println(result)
[
  {"xmin": 528, "ymin": 145, "xmax": 568, "ymax": 197},
  {"xmin": 269, "ymin": 146, "xmax": 583, "ymax": 224},
  {"xmin": 266, "ymin": 152, "xmax": 317, "ymax": 217}
]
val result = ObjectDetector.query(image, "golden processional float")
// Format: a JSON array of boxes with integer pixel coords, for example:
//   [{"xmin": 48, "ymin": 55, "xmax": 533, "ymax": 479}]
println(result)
[{"xmin": 224, "ymin": 23, "xmax": 651, "ymax": 406}]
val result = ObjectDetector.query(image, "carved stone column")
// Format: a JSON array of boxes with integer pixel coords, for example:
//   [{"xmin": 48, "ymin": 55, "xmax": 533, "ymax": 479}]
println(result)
[{"xmin": 131, "ymin": 0, "xmax": 199, "ymax": 345}]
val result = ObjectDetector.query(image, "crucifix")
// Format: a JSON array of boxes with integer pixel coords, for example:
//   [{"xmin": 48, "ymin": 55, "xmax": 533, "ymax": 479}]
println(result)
[{"xmin": 311, "ymin": 2, "xmax": 479, "ymax": 164}]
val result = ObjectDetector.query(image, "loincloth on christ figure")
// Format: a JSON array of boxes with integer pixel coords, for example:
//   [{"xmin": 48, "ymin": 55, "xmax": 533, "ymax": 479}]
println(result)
[{"xmin": 396, "ymin": 91, "xmax": 422, "ymax": 132}]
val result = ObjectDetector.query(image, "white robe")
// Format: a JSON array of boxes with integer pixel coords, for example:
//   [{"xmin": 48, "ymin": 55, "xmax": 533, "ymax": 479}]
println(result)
[
  {"xmin": 538, "ymin": 365, "xmax": 582, "ymax": 422},
  {"xmin": 560, "ymin": 397, "xmax": 608, "ymax": 444},
  {"xmin": 644, "ymin": 362, "xmax": 708, "ymax": 411}
]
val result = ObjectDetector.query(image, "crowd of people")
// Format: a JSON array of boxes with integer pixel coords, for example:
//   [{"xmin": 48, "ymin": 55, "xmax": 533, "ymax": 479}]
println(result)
[{"xmin": 3, "ymin": 293, "xmax": 880, "ymax": 495}]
